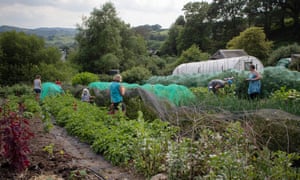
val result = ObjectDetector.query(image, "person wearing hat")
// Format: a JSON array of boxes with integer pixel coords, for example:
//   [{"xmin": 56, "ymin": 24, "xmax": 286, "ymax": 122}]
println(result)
[
  {"xmin": 208, "ymin": 78, "xmax": 233, "ymax": 94},
  {"xmin": 109, "ymin": 74, "xmax": 126, "ymax": 114}
]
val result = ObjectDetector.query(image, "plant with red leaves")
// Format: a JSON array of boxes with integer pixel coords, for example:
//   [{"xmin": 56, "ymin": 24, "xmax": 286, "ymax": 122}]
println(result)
[{"xmin": 0, "ymin": 102, "xmax": 34, "ymax": 172}]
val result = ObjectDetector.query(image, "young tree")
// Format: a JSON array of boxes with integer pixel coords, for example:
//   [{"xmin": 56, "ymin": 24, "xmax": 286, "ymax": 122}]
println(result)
[
  {"xmin": 176, "ymin": 44, "xmax": 210, "ymax": 65},
  {"xmin": 177, "ymin": 2, "xmax": 212, "ymax": 54},
  {"xmin": 0, "ymin": 31, "xmax": 61, "ymax": 85},
  {"xmin": 226, "ymin": 27, "xmax": 273, "ymax": 64},
  {"xmin": 74, "ymin": 2, "xmax": 147, "ymax": 74}
]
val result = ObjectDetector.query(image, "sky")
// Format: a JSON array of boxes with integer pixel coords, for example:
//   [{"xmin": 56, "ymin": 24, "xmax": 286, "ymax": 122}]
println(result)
[{"xmin": 0, "ymin": 0, "xmax": 209, "ymax": 29}]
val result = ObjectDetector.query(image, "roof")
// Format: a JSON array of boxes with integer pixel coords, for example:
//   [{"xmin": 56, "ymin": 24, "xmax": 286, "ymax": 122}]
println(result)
[{"xmin": 210, "ymin": 49, "xmax": 248, "ymax": 59}]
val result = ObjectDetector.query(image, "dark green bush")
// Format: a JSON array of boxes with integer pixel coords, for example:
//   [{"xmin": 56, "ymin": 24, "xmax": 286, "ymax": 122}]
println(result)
[{"xmin": 268, "ymin": 43, "xmax": 300, "ymax": 66}]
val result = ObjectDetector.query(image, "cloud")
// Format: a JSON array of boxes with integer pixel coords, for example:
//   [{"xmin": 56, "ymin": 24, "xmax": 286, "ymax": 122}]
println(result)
[{"xmin": 0, "ymin": 0, "xmax": 205, "ymax": 29}]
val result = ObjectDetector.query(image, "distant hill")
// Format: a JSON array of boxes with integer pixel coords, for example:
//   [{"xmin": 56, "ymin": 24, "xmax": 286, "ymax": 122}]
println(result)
[
  {"xmin": 0, "ymin": 25, "xmax": 77, "ymax": 48},
  {"xmin": 0, "ymin": 25, "xmax": 77, "ymax": 38}
]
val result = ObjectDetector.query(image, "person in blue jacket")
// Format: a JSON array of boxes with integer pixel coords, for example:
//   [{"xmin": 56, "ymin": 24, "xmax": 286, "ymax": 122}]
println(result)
[
  {"xmin": 109, "ymin": 74, "xmax": 126, "ymax": 114},
  {"xmin": 246, "ymin": 64, "xmax": 261, "ymax": 99}
]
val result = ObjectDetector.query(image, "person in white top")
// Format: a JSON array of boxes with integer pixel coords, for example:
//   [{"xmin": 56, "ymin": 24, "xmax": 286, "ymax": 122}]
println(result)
[{"xmin": 33, "ymin": 75, "xmax": 42, "ymax": 101}]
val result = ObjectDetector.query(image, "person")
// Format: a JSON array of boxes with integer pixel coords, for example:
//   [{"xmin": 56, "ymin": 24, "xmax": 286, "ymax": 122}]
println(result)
[
  {"xmin": 246, "ymin": 64, "xmax": 261, "ymax": 99},
  {"xmin": 109, "ymin": 74, "xmax": 125, "ymax": 114},
  {"xmin": 208, "ymin": 78, "xmax": 233, "ymax": 94},
  {"xmin": 81, "ymin": 88, "xmax": 92, "ymax": 102},
  {"xmin": 55, "ymin": 79, "xmax": 62, "ymax": 87},
  {"xmin": 33, "ymin": 75, "xmax": 42, "ymax": 101}
]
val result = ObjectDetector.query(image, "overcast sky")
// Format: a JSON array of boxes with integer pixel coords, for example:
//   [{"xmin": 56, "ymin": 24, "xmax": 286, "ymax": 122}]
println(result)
[{"xmin": 0, "ymin": 0, "xmax": 210, "ymax": 29}]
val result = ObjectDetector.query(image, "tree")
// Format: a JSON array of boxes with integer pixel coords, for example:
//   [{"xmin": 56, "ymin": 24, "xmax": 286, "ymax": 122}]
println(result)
[
  {"xmin": 74, "ymin": 2, "xmax": 147, "ymax": 74},
  {"xmin": 0, "ymin": 31, "xmax": 61, "ymax": 85},
  {"xmin": 226, "ymin": 27, "xmax": 273, "ymax": 64},
  {"xmin": 177, "ymin": 2, "xmax": 212, "ymax": 53},
  {"xmin": 208, "ymin": 0, "xmax": 248, "ymax": 46},
  {"xmin": 159, "ymin": 23, "xmax": 183, "ymax": 56},
  {"xmin": 176, "ymin": 44, "xmax": 210, "ymax": 65},
  {"xmin": 283, "ymin": 0, "xmax": 300, "ymax": 29}
]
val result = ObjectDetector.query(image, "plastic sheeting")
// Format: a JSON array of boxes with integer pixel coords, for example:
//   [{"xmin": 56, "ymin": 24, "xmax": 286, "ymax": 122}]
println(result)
[{"xmin": 172, "ymin": 56, "xmax": 264, "ymax": 75}]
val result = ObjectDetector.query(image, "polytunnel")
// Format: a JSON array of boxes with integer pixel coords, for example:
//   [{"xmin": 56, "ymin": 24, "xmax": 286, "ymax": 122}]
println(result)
[{"xmin": 172, "ymin": 56, "xmax": 264, "ymax": 75}]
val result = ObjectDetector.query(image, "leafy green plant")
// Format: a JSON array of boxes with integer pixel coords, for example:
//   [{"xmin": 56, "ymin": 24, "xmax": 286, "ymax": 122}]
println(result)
[
  {"xmin": 41, "ymin": 93, "xmax": 300, "ymax": 179},
  {"xmin": 43, "ymin": 143, "xmax": 54, "ymax": 159},
  {"xmin": 69, "ymin": 169, "xmax": 87, "ymax": 179},
  {"xmin": 271, "ymin": 86, "xmax": 300, "ymax": 101},
  {"xmin": 71, "ymin": 72, "xmax": 99, "ymax": 86},
  {"xmin": 122, "ymin": 66, "xmax": 152, "ymax": 84}
]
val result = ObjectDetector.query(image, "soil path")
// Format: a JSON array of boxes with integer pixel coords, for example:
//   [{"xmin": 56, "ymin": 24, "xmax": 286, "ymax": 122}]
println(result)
[{"xmin": 49, "ymin": 122, "xmax": 142, "ymax": 180}]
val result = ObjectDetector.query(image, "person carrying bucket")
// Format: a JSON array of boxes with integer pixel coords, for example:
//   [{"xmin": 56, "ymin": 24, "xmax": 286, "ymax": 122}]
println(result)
[{"xmin": 109, "ymin": 74, "xmax": 126, "ymax": 114}]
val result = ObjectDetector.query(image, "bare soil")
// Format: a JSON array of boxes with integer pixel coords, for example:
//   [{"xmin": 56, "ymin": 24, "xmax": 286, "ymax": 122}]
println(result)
[{"xmin": 0, "ymin": 117, "xmax": 144, "ymax": 180}]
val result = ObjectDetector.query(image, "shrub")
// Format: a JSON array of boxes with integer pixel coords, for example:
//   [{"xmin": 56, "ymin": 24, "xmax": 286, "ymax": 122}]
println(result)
[
  {"xmin": 0, "ymin": 84, "xmax": 32, "ymax": 97},
  {"xmin": 122, "ymin": 66, "xmax": 151, "ymax": 84},
  {"xmin": 227, "ymin": 27, "xmax": 273, "ymax": 64},
  {"xmin": 71, "ymin": 72, "xmax": 99, "ymax": 86},
  {"xmin": 267, "ymin": 43, "xmax": 300, "ymax": 66}
]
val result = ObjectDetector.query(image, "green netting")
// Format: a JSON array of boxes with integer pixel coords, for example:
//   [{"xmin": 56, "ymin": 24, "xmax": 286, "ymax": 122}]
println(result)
[
  {"xmin": 276, "ymin": 58, "xmax": 291, "ymax": 68},
  {"xmin": 146, "ymin": 67, "xmax": 300, "ymax": 97},
  {"xmin": 147, "ymin": 70, "xmax": 239, "ymax": 87},
  {"xmin": 41, "ymin": 82, "xmax": 64, "ymax": 100},
  {"xmin": 88, "ymin": 82, "xmax": 195, "ymax": 106}
]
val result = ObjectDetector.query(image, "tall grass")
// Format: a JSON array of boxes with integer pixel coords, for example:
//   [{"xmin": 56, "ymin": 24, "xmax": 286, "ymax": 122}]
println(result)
[{"xmin": 191, "ymin": 87, "xmax": 300, "ymax": 116}]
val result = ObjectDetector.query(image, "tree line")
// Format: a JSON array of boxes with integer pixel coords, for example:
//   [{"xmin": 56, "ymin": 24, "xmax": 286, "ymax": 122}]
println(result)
[{"xmin": 0, "ymin": 1, "xmax": 299, "ymax": 86}]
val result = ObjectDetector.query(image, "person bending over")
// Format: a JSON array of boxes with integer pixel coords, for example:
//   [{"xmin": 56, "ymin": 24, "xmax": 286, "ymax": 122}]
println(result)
[{"xmin": 208, "ymin": 79, "xmax": 233, "ymax": 94}]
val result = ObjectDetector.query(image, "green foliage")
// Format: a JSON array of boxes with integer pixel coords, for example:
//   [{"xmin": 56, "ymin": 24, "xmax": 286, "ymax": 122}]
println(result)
[
  {"xmin": 166, "ymin": 122, "xmax": 300, "ymax": 179},
  {"xmin": 125, "ymin": 97, "xmax": 159, "ymax": 121},
  {"xmin": 0, "ymin": 31, "xmax": 62, "ymax": 85},
  {"xmin": 43, "ymin": 143, "xmax": 54, "ymax": 158},
  {"xmin": 148, "ymin": 66, "xmax": 300, "ymax": 101},
  {"xmin": 41, "ymin": 95, "xmax": 178, "ymax": 168},
  {"xmin": 176, "ymin": 44, "xmax": 210, "ymax": 65},
  {"xmin": 268, "ymin": 43, "xmax": 300, "ymax": 66},
  {"xmin": 74, "ymin": 2, "xmax": 147, "ymax": 74},
  {"xmin": 227, "ymin": 27, "xmax": 273, "ymax": 64},
  {"xmin": 0, "ymin": 84, "xmax": 32, "ymax": 97},
  {"xmin": 270, "ymin": 86, "xmax": 300, "ymax": 101},
  {"xmin": 38, "ymin": 61, "xmax": 78, "ymax": 83},
  {"xmin": 71, "ymin": 72, "xmax": 99, "ymax": 86},
  {"xmin": 40, "ymin": 92, "xmax": 300, "ymax": 178},
  {"xmin": 133, "ymin": 113, "xmax": 176, "ymax": 177},
  {"xmin": 262, "ymin": 67, "xmax": 300, "ymax": 97},
  {"xmin": 96, "ymin": 53, "xmax": 120, "ymax": 74},
  {"xmin": 177, "ymin": 2, "xmax": 212, "ymax": 53},
  {"xmin": 70, "ymin": 169, "xmax": 88, "ymax": 179},
  {"xmin": 122, "ymin": 66, "xmax": 151, "ymax": 84},
  {"xmin": 159, "ymin": 24, "xmax": 183, "ymax": 56}
]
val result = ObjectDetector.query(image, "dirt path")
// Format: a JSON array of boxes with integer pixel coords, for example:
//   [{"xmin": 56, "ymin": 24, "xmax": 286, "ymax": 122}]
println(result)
[
  {"xmin": 0, "ymin": 116, "xmax": 143, "ymax": 180},
  {"xmin": 50, "ymin": 123, "xmax": 142, "ymax": 180}
]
